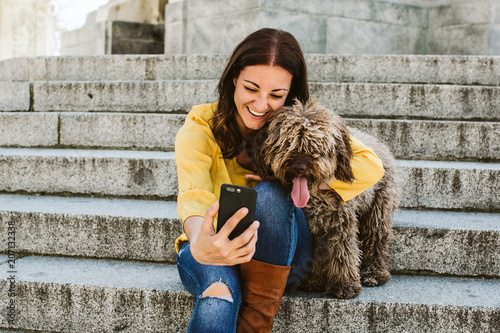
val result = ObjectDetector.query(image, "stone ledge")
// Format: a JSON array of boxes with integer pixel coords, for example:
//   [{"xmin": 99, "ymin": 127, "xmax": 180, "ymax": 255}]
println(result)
[
  {"xmin": 0, "ymin": 256, "xmax": 498, "ymax": 332},
  {"xmin": 0, "ymin": 194, "xmax": 498, "ymax": 276},
  {"xmin": 2, "ymin": 55, "xmax": 499, "ymax": 85}
]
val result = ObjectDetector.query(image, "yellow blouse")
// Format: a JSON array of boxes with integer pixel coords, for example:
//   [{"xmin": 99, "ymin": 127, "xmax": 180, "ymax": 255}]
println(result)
[{"xmin": 174, "ymin": 103, "xmax": 385, "ymax": 252}]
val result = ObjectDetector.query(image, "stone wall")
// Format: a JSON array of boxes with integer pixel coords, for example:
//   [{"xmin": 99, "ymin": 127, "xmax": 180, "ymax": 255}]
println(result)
[
  {"xmin": 165, "ymin": 0, "xmax": 500, "ymax": 55},
  {"xmin": 60, "ymin": 0, "xmax": 166, "ymax": 56},
  {"xmin": 0, "ymin": 0, "xmax": 53, "ymax": 60}
]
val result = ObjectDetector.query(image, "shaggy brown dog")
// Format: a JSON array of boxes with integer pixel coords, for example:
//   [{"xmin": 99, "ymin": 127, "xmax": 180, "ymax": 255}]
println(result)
[{"xmin": 251, "ymin": 99, "xmax": 399, "ymax": 299}]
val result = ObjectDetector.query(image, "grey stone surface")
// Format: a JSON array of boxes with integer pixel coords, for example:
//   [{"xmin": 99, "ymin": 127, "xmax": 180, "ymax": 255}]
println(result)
[
  {"xmin": 345, "ymin": 118, "xmax": 500, "ymax": 161},
  {"xmin": 0, "ymin": 148, "xmax": 177, "ymax": 199},
  {"xmin": 427, "ymin": 23, "xmax": 492, "ymax": 55},
  {"xmin": 327, "ymin": 17, "xmax": 426, "ymax": 54},
  {"xmin": 392, "ymin": 210, "xmax": 500, "ymax": 276},
  {"xmin": 427, "ymin": 0, "xmax": 491, "ymax": 28},
  {"xmin": 0, "ymin": 256, "xmax": 498, "ymax": 332},
  {"xmin": 32, "ymin": 80, "xmax": 216, "ymax": 112},
  {"xmin": 0, "ymin": 149, "xmax": 499, "ymax": 209},
  {"xmin": 0, "ymin": 113, "xmax": 58, "ymax": 147},
  {"xmin": 311, "ymin": 82, "xmax": 500, "ymax": 120},
  {"xmin": 0, "ymin": 83, "xmax": 30, "ymax": 111},
  {"xmin": 60, "ymin": 112, "xmax": 185, "ymax": 150},
  {"xmin": 109, "ymin": 21, "xmax": 164, "ymax": 55},
  {"xmin": 397, "ymin": 159, "xmax": 500, "ymax": 210},
  {"xmin": 2, "ymin": 55, "xmax": 500, "ymax": 85},
  {"xmin": 0, "ymin": 195, "xmax": 180, "ymax": 262},
  {"xmin": 13, "ymin": 80, "xmax": 498, "ymax": 120},
  {"xmin": 492, "ymin": 24, "xmax": 500, "ymax": 55},
  {"xmin": 0, "ymin": 194, "xmax": 498, "ymax": 276}
]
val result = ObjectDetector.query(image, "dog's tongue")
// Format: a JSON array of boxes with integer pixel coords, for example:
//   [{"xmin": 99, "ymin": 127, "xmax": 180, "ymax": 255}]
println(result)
[{"xmin": 291, "ymin": 176, "xmax": 310, "ymax": 208}]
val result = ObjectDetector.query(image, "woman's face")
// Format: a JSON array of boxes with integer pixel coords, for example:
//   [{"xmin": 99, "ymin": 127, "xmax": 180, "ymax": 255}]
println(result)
[{"xmin": 233, "ymin": 65, "xmax": 292, "ymax": 138}]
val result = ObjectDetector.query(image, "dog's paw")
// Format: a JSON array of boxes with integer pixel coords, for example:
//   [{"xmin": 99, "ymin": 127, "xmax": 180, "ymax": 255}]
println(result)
[
  {"xmin": 361, "ymin": 270, "xmax": 391, "ymax": 287},
  {"xmin": 299, "ymin": 278, "xmax": 324, "ymax": 292},
  {"xmin": 326, "ymin": 282, "xmax": 362, "ymax": 299}
]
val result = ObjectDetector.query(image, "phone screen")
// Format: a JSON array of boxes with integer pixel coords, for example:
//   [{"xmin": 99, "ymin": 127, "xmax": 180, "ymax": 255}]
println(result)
[{"xmin": 217, "ymin": 184, "xmax": 257, "ymax": 240}]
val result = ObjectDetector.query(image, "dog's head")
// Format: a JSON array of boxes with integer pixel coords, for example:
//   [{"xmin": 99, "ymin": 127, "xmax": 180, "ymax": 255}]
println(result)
[{"xmin": 252, "ymin": 99, "xmax": 354, "ymax": 207}]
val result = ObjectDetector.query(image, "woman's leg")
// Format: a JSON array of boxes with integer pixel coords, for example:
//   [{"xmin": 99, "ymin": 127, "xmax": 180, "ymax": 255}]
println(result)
[
  {"xmin": 177, "ymin": 242, "xmax": 241, "ymax": 333},
  {"xmin": 253, "ymin": 180, "xmax": 313, "ymax": 283},
  {"xmin": 238, "ymin": 181, "xmax": 313, "ymax": 332}
]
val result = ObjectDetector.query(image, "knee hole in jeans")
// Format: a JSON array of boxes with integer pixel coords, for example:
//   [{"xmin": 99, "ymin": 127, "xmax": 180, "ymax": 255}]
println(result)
[{"xmin": 201, "ymin": 281, "xmax": 233, "ymax": 302}]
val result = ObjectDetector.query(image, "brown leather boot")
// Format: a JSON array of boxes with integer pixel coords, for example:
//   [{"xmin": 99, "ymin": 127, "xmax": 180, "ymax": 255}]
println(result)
[{"xmin": 237, "ymin": 259, "xmax": 291, "ymax": 333}]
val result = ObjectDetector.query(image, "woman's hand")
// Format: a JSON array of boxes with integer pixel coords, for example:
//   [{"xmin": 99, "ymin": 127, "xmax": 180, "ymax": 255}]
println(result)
[
  {"xmin": 245, "ymin": 174, "xmax": 277, "ymax": 182},
  {"xmin": 186, "ymin": 201, "xmax": 260, "ymax": 266}
]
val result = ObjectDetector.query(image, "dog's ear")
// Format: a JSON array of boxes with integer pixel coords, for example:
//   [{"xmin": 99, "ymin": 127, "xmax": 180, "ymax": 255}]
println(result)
[{"xmin": 334, "ymin": 123, "xmax": 355, "ymax": 184}]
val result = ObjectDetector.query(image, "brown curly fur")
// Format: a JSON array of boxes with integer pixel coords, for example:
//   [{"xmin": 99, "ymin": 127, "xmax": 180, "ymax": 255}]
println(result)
[{"xmin": 252, "ymin": 99, "xmax": 400, "ymax": 299}]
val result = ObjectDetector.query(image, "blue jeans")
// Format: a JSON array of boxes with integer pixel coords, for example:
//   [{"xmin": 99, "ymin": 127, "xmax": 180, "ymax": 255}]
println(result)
[{"xmin": 176, "ymin": 181, "xmax": 314, "ymax": 333}]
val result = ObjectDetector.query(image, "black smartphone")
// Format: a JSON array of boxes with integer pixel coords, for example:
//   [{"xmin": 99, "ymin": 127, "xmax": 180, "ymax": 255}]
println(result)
[{"xmin": 217, "ymin": 184, "xmax": 257, "ymax": 240}]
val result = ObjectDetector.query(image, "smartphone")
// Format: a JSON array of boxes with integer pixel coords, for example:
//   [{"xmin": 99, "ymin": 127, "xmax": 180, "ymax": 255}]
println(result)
[{"xmin": 217, "ymin": 184, "xmax": 257, "ymax": 240}]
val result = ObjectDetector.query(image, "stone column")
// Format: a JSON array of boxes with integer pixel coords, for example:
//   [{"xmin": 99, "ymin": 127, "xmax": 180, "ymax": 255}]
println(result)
[{"xmin": 0, "ymin": 0, "xmax": 54, "ymax": 60}]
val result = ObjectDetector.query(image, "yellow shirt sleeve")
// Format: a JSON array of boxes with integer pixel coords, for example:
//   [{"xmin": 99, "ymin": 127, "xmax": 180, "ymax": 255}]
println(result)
[
  {"xmin": 175, "ymin": 111, "xmax": 218, "ymax": 224},
  {"xmin": 328, "ymin": 135, "xmax": 385, "ymax": 201}
]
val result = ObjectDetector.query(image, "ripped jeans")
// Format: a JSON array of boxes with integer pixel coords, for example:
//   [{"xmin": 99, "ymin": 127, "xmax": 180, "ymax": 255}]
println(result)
[{"xmin": 176, "ymin": 181, "xmax": 314, "ymax": 333}]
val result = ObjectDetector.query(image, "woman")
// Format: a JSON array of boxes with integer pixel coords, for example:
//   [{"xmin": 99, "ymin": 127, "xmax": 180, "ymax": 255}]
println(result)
[{"xmin": 175, "ymin": 28, "xmax": 385, "ymax": 332}]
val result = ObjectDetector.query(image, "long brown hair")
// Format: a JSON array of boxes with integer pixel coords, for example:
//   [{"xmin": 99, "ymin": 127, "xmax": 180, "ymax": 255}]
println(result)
[{"xmin": 212, "ymin": 28, "xmax": 309, "ymax": 159}]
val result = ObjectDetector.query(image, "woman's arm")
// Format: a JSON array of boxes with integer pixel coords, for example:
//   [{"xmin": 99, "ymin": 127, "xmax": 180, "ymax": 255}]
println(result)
[{"xmin": 328, "ymin": 136, "xmax": 385, "ymax": 201}]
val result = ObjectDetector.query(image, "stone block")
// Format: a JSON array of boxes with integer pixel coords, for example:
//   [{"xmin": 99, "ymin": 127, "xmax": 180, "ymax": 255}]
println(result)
[
  {"xmin": 427, "ymin": 0, "xmax": 491, "ymax": 28},
  {"xmin": 0, "ymin": 149, "xmax": 177, "ymax": 199},
  {"xmin": 310, "ymin": 83, "xmax": 500, "ymax": 121},
  {"xmin": 185, "ymin": 10, "xmax": 259, "ymax": 54},
  {"xmin": 305, "ymin": 55, "xmax": 500, "ymax": 85},
  {"xmin": 60, "ymin": 22, "xmax": 107, "ymax": 56},
  {"xmin": 259, "ymin": 10, "xmax": 328, "ymax": 54},
  {"xmin": 32, "ymin": 80, "xmax": 217, "ymax": 112},
  {"xmin": 345, "ymin": 119, "xmax": 500, "ymax": 161},
  {"xmin": 0, "ymin": 82, "xmax": 31, "ymax": 111},
  {"xmin": 397, "ymin": 160, "xmax": 500, "ymax": 211},
  {"xmin": 165, "ymin": 22, "xmax": 185, "ymax": 53},
  {"xmin": 326, "ymin": 17, "xmax": 425, "ymax": 54},
  {"xmin": 392, "ymin": 210, "xmax": 500, "ymax": 276},
  {"xmin": 426, "ymin": 24, "xmax": 491, "ymax": 55},
  {"xmin": 1, "ymin": 257, "xmax": 499, "ymax": 332},
  {"xmin": 0, "ymin": 113, "xmax": 58, "ymax": 147},
  {"xmin": 60, "ymin": 113, "xmax": 185, "ymax": 150},
  {"xmin": 0, "ymin": 197, "xmax": 181, "ymax": 262},
  {"xmin": 492, "ymin": 24, "xmax": 500, "ymax": 55},
  {"xmin": 186, "ymin": 0, "xmax": 259, "ymax": 19},
  {"xmin": 165, "ymin": 0, "xmax": 185, "ymax": 24}
]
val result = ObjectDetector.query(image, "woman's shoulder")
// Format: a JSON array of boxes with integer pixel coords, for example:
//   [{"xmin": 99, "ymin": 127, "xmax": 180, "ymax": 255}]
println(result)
[{"xmin": 176, "ymin": 103, "xmax": 218, "ymax": 148}]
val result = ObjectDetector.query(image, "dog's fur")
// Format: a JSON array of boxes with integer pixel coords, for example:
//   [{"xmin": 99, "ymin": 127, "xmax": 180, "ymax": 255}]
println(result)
[{"xmin": 251, "ymin": 99, "xmax": 399, "ymax": 299}]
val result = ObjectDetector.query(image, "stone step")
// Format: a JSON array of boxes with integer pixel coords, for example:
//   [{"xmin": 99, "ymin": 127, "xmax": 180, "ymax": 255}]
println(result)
[
  {"xmin": 0, "ymin": 256, "xmax": 498, "ymax": 332},
  {"xmin": 0, "ymin": 148, "xmax": 177, "ymax": 200},
  {"xmin": 0, "ymin": 194, "xmax": 498, "ymax": 277},
  {"xmin": 1, "ymin": 112, "xmax": 498, "ymax": 162},
  {"xmin": 1, "ymin": 80, "xmax": 499, "ymax": 121},
  {"xmin": 397, "ymin": 159, "xmax": 500, "ymax": 211},
  {"xmin": 1, "ymin": 55, "xmax": 499, "ymax": 86},
  {"xmin": 0, "ymin": 148, "xmax": 498, "ymax": 210}
]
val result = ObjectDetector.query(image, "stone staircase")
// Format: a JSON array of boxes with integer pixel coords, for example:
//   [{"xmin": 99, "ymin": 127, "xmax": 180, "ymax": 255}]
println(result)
[{"xmin": 0, "ymin": 54, "xmax": 499, "ymax": 332}]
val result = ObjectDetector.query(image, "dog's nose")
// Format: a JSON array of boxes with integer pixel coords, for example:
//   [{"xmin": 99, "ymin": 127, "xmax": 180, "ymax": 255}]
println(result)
[{"xmin": 293, "ymin": 162, "xmax": 307, "ymax": 174}]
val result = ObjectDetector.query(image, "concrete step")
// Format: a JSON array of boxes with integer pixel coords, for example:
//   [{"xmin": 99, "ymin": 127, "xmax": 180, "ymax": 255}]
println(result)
[
  {"xmin": 0, "ymin": 148, "xmax": 498, "ymax": 210},
  {"xmin": 0, "ymin": 256, "xmax": 498, "ymax": 332},
  {"xmin": 0, "ymin": 148, "xmax": 177, "ymax": 200},
  {"xmin": 397, "ymin": 159, "xmax": 500, "ymax": 211},
  {"xmin": 1, "ymin": 112, "xmax": 498, "ymax": 162},
  {"xmin": 0, "ymin": 194, "xmax": 498, "ymax": 277},
  {"xmin": 1, "ymin": 55, "xmax": 499, "ymax": 86},
  {"xmin": 345, "ymin": 118, "xmax": 500, "ymax": 162},
  {"xmin": 1, "ymin": 80, "xmax": 499, "ymax": 121}
]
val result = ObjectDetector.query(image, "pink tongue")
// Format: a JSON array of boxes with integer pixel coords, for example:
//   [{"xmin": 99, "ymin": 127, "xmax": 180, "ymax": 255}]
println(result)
[{"xmin": 291, "ymin": 176, "xmax": 310, "ymax": 208}]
